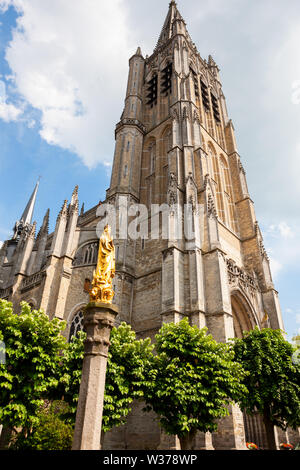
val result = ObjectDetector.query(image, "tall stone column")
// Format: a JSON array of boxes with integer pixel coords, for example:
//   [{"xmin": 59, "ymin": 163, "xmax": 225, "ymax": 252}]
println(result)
[{"xmin": 72, "ymin": 302, "xmax": 118, "ymax": 450}]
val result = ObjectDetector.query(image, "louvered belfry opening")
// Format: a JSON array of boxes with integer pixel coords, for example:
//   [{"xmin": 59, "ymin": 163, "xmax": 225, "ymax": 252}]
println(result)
[
  {"xmin": 191, "ymin": 68, "xmax": 199, "ymax": 97},
  {"xmin": 200, "ymin": 79, "xmax": 210, "ymax": 111},
  {"xmin": 161, "ymin": 62, "xmax": 173, "ymax": 96},
  {"xmin": 211, "ymin": 92, "xmax": 221, "ymax": 123},
  {"xmin": 146, "ymin": 74, "xmax": 158, "ymax": 107}
]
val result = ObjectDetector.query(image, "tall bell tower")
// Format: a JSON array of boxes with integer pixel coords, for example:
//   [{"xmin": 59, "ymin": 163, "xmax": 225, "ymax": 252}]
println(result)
[{"xmin": 103, "ymin": 1, "xmax": 284, "ymax": 450}]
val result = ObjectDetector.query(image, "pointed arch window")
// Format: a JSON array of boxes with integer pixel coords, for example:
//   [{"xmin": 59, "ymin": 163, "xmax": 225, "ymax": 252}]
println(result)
[
  {"xmin": 161, "ymin": 62, "xmax": 173, "ymax": 96},
  {"xmin": 220, "ymin": 155, "xmax": 237, "ymax": 232},
  {"xmin": 150, "ymin": 142, "xmax": 156, "ymax": 174},
  {"xmin": 190, "ymin": 67, "xmax": 199, "ymax": 98},
  {"xmin": 200, "ymin": 80, "xmax": 210, "ymax": 111},
  {"xmin": 146, "ymin": 74, "xmax": 158, "ymax": 107},
  {"xmin": 73, "ymin": 242, "xmax": 99, "ymax": 267},
  {"xmin": 69, "ymin": 310, "xmax": 84, "ymax": 342},
  {"xmin": 208, "ymin": 144, "xmax": 225, "ymax": 223}
]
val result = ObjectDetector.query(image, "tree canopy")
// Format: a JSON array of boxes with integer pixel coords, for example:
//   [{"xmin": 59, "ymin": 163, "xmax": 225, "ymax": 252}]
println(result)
[
  {"xmin": 143, "ymin": 318, "xmax": 248, "ymax": 449},
  {"xmin": 57, "ymin": 322, "xmax": 154, "ymax": 434},
  {"xmin": 233, "ymin": 327, "xmax": 300, "ymax": 449},
  {"xmin": 0, "ymin": 301, "xmax": 154, "ymax": 447},
  {"xmin": 0, "ymin": 299, "xmax": 67, "ymax": 436}
]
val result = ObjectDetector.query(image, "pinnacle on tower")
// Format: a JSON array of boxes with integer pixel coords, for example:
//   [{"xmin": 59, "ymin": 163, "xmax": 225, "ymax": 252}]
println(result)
[
  {"xmin": 57, "ymin": 200, "xmax": 68, "ymax": 221},
  {"xmin": 80, "ymin": 203, "xmax": 85, "ymax": 216},
  {"xmin": 12, "ymin": 178, "xmax": 40, "ymax": 240},
  {"xmin": 29, "ymin": 221, "xmax": 37, "ymax": 239},
  {"xmin": 69, "ymin": 185, "xmax": 79, "ymax": 215},
  {"xmin": 154, "ymin": 1, "xmax": 190, "ymax": 52},
  {"xmin": 36, "ymin": 208, "xmax": 50, "ymax": 240},
  {"xmin": 71, "ymin": 185, "xmax": 79, "ymax": 205}
]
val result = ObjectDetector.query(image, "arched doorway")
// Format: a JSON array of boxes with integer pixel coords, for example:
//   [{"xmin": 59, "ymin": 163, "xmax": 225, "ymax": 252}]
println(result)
[
  {"xmin": 231, "ymin": 291, "xmax": 255, "ymax": 338},
  {"xmin": 231, "ymin": 290, "xmax": 268, "ymax": 449}
]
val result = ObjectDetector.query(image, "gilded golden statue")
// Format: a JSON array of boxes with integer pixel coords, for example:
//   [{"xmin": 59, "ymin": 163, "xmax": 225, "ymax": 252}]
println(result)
[{"xmin": 89, "ymin": 225, "xmax": 115, "ymax": 304}]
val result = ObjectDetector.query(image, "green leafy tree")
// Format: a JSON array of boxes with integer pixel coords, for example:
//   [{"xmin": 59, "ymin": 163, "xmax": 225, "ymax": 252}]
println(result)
[
  {"xmin": 58, "ymin": 322, "xmax": 154, "ymax": 438},
  {"xmin": 143, "ymin": 318, "xmax": 248, "ymax": 450},
  {"xmin": 233, "ymin": 327, "xmax": 300, "ymax": 450},
  {"xmin": 0, "ymin": 300, "xmax": 67, "ymax": 444},
  {"xmin": 11, "ymin": 401, "xmax": 73, "ymax": 450},
  {"xmin": 56, "ymin": 331, "xmax": 85, "ymax": 423}
]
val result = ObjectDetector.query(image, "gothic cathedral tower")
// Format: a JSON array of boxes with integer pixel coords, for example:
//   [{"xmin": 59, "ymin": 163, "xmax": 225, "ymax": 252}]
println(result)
[
  {"xmin": 0, "ymin": 1, "xmax": 287, "ymax": 450},
  {"xmin": 103, "ymin": 1, "xmax": 284, "ymax": 449}
]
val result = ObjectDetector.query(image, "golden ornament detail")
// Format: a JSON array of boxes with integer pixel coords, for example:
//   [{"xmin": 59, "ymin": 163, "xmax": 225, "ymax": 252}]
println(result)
[{"xmin": 89, "ymin": 225, "xmax": 115, "ymax": 304}]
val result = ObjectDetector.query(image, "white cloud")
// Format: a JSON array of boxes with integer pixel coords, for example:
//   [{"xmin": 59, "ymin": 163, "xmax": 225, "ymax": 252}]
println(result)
[
  {"xmin": 263, "ymin": 220, "xmax": 300, "ymax": 281},
  {"xmin": 267, "ymin": 222, "xmax": 294, "ymax": 239},
  {"xmin": 0, "ymin": 79, "xmax": 22, "ymax": 122},
  {"xmin": 278, "ymin": 222, "xmax": 294, "ymax": 239},
  {"xmin": 0, "ymin": 0, "xmax": 13, "ymax": 12},
  {"xmin": 0, "ymin": 241, "xmax": 3, "ymax": 249},
  {"xmin": 0, "ymin": 0, "xmax": 135, "ymax": 167}
]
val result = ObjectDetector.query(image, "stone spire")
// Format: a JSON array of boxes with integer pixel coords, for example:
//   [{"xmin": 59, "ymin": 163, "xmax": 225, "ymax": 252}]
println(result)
[
  {"xmin": 155, "ymin": 1, "xmax": 178, "ymax": 51},
  {"xmin": 12, "ymin": 178, "xmax": 40, "ymax": 240},
  {"xmin": 80, "ymin": 203, "xmax": 85, "ymax": 216},
  {"xmin": 58, "ymin": 200, "xmax": 68, "ymax": 221},
  {"xmin": 135, "ymin": 47, "xmax": 142, "ymax": 57},
  {"xmin": 70, "ymin": 185, "xmax": 79, "ymax": 207},
  {"xmin": 154, "ymin": 1, "xmax": 190, "ymax": 52}
]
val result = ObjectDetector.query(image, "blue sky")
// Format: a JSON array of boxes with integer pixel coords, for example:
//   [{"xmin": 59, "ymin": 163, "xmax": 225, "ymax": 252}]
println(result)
[{"xmin": 0, "ymin": 0, "xmax": 299, "ymax": 341}]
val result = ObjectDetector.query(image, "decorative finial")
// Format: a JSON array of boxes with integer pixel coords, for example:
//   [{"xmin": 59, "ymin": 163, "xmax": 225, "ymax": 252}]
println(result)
[
  {"xmin": 57, "ymin": 200, "xmax": 68, "ymax": 220},
  {"xmin": 71, "ymin": 185, "xmax": 79, "ymax": 205},
  {"xmin": 80, "ymin": 203, "xmax": 85, "ymax": 216},
  {"xmin": 36, "ymin": 208, "xmax": 50, "ymax": 240},
  {"xmin": 89, "ymin": 225, "xmax": 115, "ymax": 304}
]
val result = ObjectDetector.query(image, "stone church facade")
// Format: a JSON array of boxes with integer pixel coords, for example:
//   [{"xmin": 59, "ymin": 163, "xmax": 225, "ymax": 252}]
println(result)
[{"xmin": 0, "ymin": 1, "xmax": 298, "ymax": 450}]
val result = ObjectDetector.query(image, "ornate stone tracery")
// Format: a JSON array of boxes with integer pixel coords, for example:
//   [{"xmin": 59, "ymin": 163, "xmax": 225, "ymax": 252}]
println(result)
[{"xmin": 227, "ymin": 258, "xmax": 257, "ymax": 295}]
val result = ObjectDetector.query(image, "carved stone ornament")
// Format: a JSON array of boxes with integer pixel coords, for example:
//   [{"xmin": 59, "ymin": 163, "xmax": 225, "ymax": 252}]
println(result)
[
  {"xmin": 259, "ymin": 240, "xmax": 269, "ymax": 261},
  {"xmin": 171, "ymin": 108, "xmax": 179, "ymax": 122},
  {"xmin": 193, "ymin": 110, "xmax": 201, "ymax": 124},
  {"xmin": 167, "ymin": 172, "xmax": 178, "ymax": 206},
  {"xmin": 226, "ymin": 258, "xmax": 257, "ymax": 294},
  {"xmin": 207, "ymin": 193, "xmax": 217, "ymax": 217},
  {"xmin": 188, "ymin": 194, "xmax": 196, "ymax": 213},
  {"xmin": 182, "ymin": 106, "xmax": 189, "ymax": 121},
  {"xmin": 162, "ymin": 246, "xmax": 175, "ymax": 260},
  {"xmin": 239, "ymin": 161, "xmax": 246, "ymax": 175}
]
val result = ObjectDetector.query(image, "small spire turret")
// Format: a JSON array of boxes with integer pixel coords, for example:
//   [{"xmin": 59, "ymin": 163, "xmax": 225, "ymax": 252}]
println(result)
[
  {"xmin": 12, "ymin": 178, "xmax": 40, "ymax": 240},
  {"xmin": 80, "ymin": 203, "xmax": 85, "ymax": 216},
  {"xmin": 57, "ymin": 200, "xmax": 68, "ymax": 221},
  {"xmin": 70, "ymin": 185, "xmax": 79, "ymax": 206},
  {"xmin": 36, "ymin": 209, "xmax": 50, "ymax": 241}
]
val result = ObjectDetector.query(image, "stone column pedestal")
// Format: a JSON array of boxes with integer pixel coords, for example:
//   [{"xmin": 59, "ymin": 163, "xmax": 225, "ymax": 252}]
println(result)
[{"xmin": 72, "ymin": 302, "xmax": 118, "ymax": 450}]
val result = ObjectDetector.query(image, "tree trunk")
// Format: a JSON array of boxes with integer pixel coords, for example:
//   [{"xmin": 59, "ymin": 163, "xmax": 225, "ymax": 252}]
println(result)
[
  {"xmin": 179, "ymin": 429, "xmax": 197, "ymax": 450},
  {"xmin": 263, "ymin": 411, "xmax": 277, "ymax": 450},
  {"xmin": 100, "ymin": 432, "xmax": 105, "ymax": 450},
  {"xmin": 0, "ymin": 426, "xmax": 12, "ymax": 450}
]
